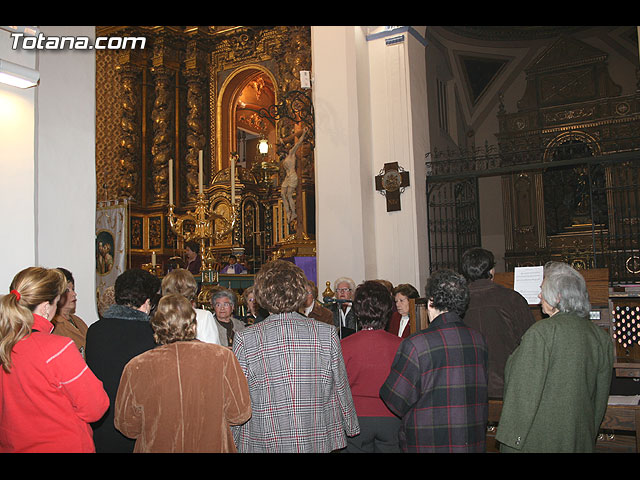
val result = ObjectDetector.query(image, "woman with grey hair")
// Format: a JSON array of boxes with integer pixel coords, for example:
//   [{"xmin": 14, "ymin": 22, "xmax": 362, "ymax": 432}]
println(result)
[
  {"xmin": 496, "ymin": 262, "xmax": 613, "ymax": 453},
  {"xmin": 327, "ymin": 276, "xmax": 357, "ymax": 337},
  {"xmin": 539, "ymin": 261, "xmax": 591, "ymax": 318},
  {"xmin": 211, "ymin": 289, "xmax": 245, "ymax": 347}
]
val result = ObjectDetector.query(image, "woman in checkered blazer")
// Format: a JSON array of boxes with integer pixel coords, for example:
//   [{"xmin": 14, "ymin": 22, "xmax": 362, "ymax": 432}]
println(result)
[{"xmin": 231, "ymin": 260, "xmax": 360, "ymax": 452}]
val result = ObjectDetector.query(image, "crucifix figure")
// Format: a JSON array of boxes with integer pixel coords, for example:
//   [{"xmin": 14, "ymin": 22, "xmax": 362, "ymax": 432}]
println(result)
[{"xmin": 375, "ymin": 162, "xmax": 410, "ymax": 212}]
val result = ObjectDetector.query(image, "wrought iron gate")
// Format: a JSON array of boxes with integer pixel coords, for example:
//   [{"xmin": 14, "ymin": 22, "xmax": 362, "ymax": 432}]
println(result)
[{"xmin": 425, "ymin": 142, "xmax": 640, "ymax": 285}]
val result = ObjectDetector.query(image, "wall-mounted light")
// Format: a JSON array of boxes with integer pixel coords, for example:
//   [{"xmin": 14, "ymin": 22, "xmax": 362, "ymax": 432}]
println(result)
[
  {"xmin": 258, "ymin": 138, "xmax": 269, "ymax": 155},
  {"xmin": 0, "ymin": 59, "xmax": 40, "ymax": 89}
]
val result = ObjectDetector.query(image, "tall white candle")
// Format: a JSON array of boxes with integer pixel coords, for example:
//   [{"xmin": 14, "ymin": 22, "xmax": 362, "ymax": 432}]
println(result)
[
  {"xmin": 151, "ymin": 251, "xmax": 156, "ymax": 266},
  {"xmin": 198, "ymin": 150, "xmax": 204, "ymax": 195},
  {"xmin": 230, "ymin": 154, "xmax": 236, "ymax": 206},
  {"xmin": 168, "ymin": 159, "xmax": 174, "ymax": 205}
]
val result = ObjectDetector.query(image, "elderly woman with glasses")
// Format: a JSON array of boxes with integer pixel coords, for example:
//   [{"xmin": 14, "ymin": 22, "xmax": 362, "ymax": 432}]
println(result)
[
  {"xmin": 496, "ymin": 262, "xmax": 613, "ymax": 453},
  {"xmin": 326, "ymin": 276, "xmax": 357, "ymax": 338},
  {"xmin": 211, "ymin": 289, "xmax": 246, "ymax": 347}
]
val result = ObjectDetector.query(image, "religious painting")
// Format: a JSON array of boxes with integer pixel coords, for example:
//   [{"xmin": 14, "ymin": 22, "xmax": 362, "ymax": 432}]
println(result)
[{"xmin": 96, "ymin": 230, "xmax": 115, "ymax": 275}]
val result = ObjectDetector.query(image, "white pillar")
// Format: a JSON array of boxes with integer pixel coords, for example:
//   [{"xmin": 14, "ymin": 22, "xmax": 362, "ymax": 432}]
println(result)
[
  {"xmin": 312, "ymin": 26, "xmax": 369, "ymax": 289},
  {"xmin": 312, "ymin": 26, "xmax": 431, "ymax": 293},
  {"xmin": 366, "ymin": 26, "xmax": 430, "ymax": 292}
]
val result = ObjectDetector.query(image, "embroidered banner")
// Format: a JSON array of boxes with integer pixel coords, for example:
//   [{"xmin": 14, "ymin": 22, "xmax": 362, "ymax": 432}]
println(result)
[{"xmin": 95, "ymin": 199, "xmax": 128, "ymax": 315}]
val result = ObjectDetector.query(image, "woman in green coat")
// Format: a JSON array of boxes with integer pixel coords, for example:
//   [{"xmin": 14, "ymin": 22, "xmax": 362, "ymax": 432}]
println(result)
[{"xmin": 495, "ymin": 262, "xmax": 613, "ymax": 453}]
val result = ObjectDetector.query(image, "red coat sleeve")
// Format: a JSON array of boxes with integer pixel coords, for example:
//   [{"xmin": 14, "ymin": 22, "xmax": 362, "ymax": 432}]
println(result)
[{"xmin": 50, "ymin": 338, "xmax": 110, "ymax": 423}]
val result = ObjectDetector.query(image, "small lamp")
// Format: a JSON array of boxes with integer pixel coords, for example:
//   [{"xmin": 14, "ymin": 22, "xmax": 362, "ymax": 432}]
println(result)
[
  {"xmin": 0, "ymin": 59, "xmax": 40, "ymax": 89},
  {"xmin": 258, "ymin": 137, "xmax": 269, "ymax": 155}
]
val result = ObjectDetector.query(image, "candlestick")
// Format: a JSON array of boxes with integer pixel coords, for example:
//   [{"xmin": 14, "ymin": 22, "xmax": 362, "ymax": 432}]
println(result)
[
  {"xmin": 168, "ymin": 159, "xmax": 174, "ymax": 205},
  {"xmin": 198, "ymin": 150, "xmax": 203, "ymax": 195},
  {"xmin": 151, "ymin": 251, "xmax": 156, "ymax": 266}
]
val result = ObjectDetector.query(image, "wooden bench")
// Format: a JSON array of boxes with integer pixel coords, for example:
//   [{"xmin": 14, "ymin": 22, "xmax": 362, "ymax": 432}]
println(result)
[{"xmin": 486, "ymin": 399, "xmax": 640, "ymax": 453}]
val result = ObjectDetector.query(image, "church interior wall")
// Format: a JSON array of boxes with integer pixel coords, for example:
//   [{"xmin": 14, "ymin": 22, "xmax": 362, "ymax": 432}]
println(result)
[
  {"xmin": 0, "ymin": 26, "xmax": 98, "ymax": 323},
  {"xmin": 7, "ymin": 26, "xmax": 635, "ymax": 321},
  {"xmin": 407, "ymin": 27, "xmax": 430, "ymax": 294},
  {"xmin": 36, "ymin": 26, "xmax": 98, "ymax": 323},
  {"xmin": 367, "ymin": 28, "xmax": 412, "ymax": 286},
  {"xmin": 312, "ymin": 26, "xmax": 369, "ymax": 289},
  {"xmin": 353, "ymin": 27, "xmax": 378, "ymax": 283},
  {"xmin": 0, "ymin": 29, "xmax": 37, "ymax": 288},
  {"xmin": 312, "ymin": 26, "xmax": 430, "ymax": 294}
]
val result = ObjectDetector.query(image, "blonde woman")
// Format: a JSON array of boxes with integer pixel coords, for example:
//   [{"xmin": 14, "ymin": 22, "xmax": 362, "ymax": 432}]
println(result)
[
  {"xmin": 0, "ymin": 267, "xmax": 109, "ymax": 452},
  {"xmin": 161, "ymin": 268, "xmax": 220, "ymax": 345}
]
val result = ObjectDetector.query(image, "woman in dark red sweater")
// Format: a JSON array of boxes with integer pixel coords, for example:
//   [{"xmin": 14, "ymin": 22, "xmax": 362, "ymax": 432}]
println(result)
[
  {"xmin": 340, "ymin": 281, "xmax": 403, "ymax": 453},
  {"xmin": 0, "ymin": 267, "xmax": 109, "ymax": 452}
]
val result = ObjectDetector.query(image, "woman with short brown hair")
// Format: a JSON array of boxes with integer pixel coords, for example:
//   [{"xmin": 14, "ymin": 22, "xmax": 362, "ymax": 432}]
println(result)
[{"xmin": 232, "ymin": 259, "xmax": 360, "ymax": 452}]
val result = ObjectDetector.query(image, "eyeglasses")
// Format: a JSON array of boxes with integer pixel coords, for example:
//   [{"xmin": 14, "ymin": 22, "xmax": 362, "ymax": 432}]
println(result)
[
  {"xmin": 336, "ymin": 288, "xmax": 352, "ymax": 293},
  {"xmin": 215, "ymin": 302, "xmax": 232, "ymax": 308}
]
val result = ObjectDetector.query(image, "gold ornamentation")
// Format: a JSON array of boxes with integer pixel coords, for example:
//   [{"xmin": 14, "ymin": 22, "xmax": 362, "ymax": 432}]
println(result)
[
  {"xmin": 151, "ymin": 67, "xmax": 172, "ymax": 203},
  {"xmin": 167, "ymin": 193, "xmax": 237, "ymax": 246},
  {"xmin": 115, "ymin": 66, "xmax": 140, "ymax": 199},
  {"xmin": 185, "ymin": 75, "xmax": 206, "ymax": 200}
]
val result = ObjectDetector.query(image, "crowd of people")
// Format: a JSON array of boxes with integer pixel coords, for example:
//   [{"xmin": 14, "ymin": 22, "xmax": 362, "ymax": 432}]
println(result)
[{"xmin": 0, "ymin": 248, "xmax": 616, "ymax": 453}]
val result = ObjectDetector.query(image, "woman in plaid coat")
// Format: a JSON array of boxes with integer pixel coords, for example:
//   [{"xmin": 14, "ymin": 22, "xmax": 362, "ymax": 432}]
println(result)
[
  {"xmin": 380, "ymin": 269, "xmax": 488, "ymax": 452},
  {"xmin": 232, "ymin": 260, "xmax": 360, "ymax": 452}
]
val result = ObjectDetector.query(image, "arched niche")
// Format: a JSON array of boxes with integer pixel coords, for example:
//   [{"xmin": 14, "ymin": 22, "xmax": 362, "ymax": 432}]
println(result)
[
  {"xmin": 542, "ymin": 131, "xmax": 606, "ymax": 235},
  {"xmin": 216, "ymin": 65, "xmax": 278, "ymax": 173}
]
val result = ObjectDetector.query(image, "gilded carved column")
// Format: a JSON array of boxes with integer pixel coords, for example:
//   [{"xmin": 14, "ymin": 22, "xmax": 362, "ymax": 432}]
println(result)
[
  {"xmin": 184, "ymin": 72, "xmax": 206, "ymax": 201},
  {"xmin": 115, "ymin": 64, "xmax": 140, "ymax": 201},
  {"xmin": 278, "ymin": 26, "xmax": 310, "ymax": 94},
  {"xmin": 184, "ymin": 33, "xmax": 210, "ymax": 203},
  {"xmin": 150, "ymin": 66, "xmax": 173, "ymax": 204}
]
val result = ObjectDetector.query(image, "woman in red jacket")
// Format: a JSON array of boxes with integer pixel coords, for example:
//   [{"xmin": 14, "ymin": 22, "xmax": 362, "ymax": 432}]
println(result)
[
  {"xmin": 0, "ymin": 267, "xmax": 109, "ymax": 453},
  {"xmin": 341, "ymin": 281, "xmax": 404, "ymax": 452}
]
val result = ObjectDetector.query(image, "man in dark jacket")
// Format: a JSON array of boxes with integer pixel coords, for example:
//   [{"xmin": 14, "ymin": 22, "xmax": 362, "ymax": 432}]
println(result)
[
  {"xmin": 85, "ymin": 268, "xmax": 161, "ymax": 453},
  {"xmin": 460, "ymin": 248, "xmax": 536, "ymax": 398}
]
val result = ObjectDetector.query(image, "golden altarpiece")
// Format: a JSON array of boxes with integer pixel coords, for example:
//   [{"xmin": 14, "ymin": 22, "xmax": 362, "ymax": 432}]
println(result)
[{"xmin": 96, "ymin": 26, "xmax": 316, "ymax": 292}]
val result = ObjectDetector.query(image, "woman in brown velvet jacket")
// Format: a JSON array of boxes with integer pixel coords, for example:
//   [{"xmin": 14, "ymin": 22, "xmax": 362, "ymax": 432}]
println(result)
[{"xmin": 114, "ymin": 294, "xmax": 251, "ymax": 453}]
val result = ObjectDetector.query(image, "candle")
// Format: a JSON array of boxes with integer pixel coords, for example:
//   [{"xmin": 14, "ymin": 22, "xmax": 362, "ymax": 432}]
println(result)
[
  {"xmin": 198, "ymin": 150, "xmax": 203, "ymax": 195},
  {"xmin": 151, "ymin": 251, "xmax": 156, "ymax": 266},
  {"xmin": 230, "ymin": 154, "xmax": 236, "ymax": 206},
  {"xmin": 168, "ymin": 159, "xmax": 174, "ymax": 205}
]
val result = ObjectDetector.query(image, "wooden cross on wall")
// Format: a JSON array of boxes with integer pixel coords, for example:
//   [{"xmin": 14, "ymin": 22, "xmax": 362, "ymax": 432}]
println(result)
[{"xmin": 375, "ymin": 162, "xmax": 410, "ymax": 212}]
